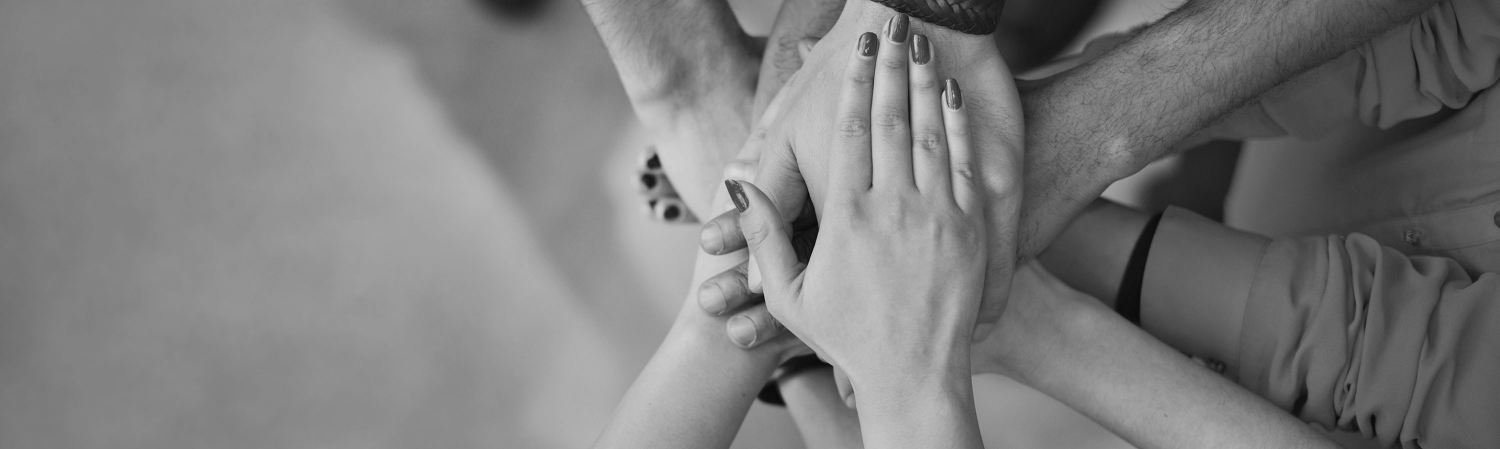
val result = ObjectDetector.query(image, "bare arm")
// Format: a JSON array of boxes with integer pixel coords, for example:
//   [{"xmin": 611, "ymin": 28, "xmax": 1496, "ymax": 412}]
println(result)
[
  {"xmin": 591, "ymin": 296, "xmax": 796, "ymax": 449},
  {"xmin": 974, "ymin": 264, "xmax": 1340, "ymax": 449},
  {"xmin": 579, "ymin": 0, "xmax": 759, "ymax": 213},
  {"xmin": 1015, "ymin": 0, "xmax": 1439, "ymax": 256}
]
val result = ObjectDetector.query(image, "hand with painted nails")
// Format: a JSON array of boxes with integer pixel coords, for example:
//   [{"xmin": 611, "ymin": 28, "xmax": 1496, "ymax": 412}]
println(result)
[
  {"xmin": 727, "ymin": 28, "xmax": 988, "ymax": 448},
  {"xmin": 697, "ymin": 7, "xmax": 1024, "ymax": 348}
]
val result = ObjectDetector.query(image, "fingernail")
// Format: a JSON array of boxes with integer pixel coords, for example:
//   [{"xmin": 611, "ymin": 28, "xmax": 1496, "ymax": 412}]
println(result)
[
  {"xmin": 728, "ymin": 316, "xmax": 757, "ymax": 347},
  {"xmin": 641, "ymin": 146, "xmax": 661, "ymax": 170},
  {"xmin": 655, "ymin": 199, "xmax": 685, "ymax": 222},
  {"xmin": 699, "ymin": 282, "xmax": 727, "ymax": 315},
  {"xmin": 887, "ymin": 14, "xmax": 909, "ymax": 43},
  {"xmin": 640, "ymin": 172, "xmax": 659, "ymax": 191},
  {"xmin": 700, "ymin": 222, "xmax": 725, "ymax": 254},
  {"xmin": 944, "ymin": 78, "xmax": 963, "ymax": 110},
  {"xmin": 910, "ymin": 34, "xmax": 929, "ymax": 65},
  {"xmin": 725, "ymin": 180, "xmax": 749, "ymax": 213},
  {"xmin": 857, "ymin": 32, "xmax": 878, "ymax": 57}
]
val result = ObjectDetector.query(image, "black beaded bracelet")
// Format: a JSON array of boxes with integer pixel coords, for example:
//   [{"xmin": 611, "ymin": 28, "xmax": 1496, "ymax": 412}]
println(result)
[
  {"xmin": 869, "ymin": 0, "xmax": 1006, "ymax": 35},
  {"xmin": 756, "ymin": 355, "xmax": 833, "ymax": 406}
]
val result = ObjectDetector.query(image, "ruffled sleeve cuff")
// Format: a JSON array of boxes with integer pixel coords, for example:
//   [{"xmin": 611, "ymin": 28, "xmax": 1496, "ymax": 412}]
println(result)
[{"xmin": 1254, "ymin": 0, "xmax": 1500, "ymax": 134}]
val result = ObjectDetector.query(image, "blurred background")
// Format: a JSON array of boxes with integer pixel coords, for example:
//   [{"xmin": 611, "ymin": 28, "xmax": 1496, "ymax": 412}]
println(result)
[{"xmin": 0, "ymin": 0, "xmax": 1185, "ymax": 447}]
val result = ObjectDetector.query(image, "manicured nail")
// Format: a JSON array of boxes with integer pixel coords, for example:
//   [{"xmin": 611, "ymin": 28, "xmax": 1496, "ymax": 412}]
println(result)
[
  {"xmin": 654, "ymin": 198, "xmax": 688, "ymax": 222},
  {"xmin": 910, "ymin": 34, "xmax": 930, "ymax": 65},
  {"xmin": 700, "ymin": 222, "xmax": 725, "ymax": 254},
  {"xmin": 857, "ymin": 32, "xmax": 878, "ymax": 57},
  {"xmin": 640, "ymin": 172, "xmax": 659, "ymax": 190},
  {"xmin": 944, "ymin": 78, "xmax": 963, "ymax": 109},
  {"xmin": 887, "ymin": 14, "xmax": 909, "ymax": 43},
  {"xmin": 699, "ymin": 282, "xmax": 728, "ymax": 315},
  {"xmin": 728, "ymin": 315, "xmax": 757, "ymax": 347},
  {"xmin": 641, "ymin": 146, "xmax": 661, "ymax": 170},
  {"xmin": 725, "ymin": 180, "xmax": 749, "ymax": 213}
]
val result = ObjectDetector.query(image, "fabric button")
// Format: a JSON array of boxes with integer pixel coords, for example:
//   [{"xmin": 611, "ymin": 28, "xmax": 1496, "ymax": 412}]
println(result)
[{"xmin": 1403, "ymin": 228, "xmax": 1423, "ymax": 245}]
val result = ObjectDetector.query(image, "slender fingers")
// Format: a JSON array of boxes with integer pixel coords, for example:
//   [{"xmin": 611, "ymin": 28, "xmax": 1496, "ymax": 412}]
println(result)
[
  {"xmin": 825, "ymin": 31, "xmax": 879, "ymax": 197},
  {"xmin": 907, "ymin": 34, "xmax": 952, "ymax": 202},
  {"xmin": 870, "ymin": 14, "xmax": 914, "ymax": 189},
  {"xmin": 942, "ymin": 79, "xmax": 980, "ymax": 213}
]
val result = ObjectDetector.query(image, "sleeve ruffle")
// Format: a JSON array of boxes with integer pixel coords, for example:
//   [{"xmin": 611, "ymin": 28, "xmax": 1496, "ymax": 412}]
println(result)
[{"xmin": 1257, "ymin": 0, "xmax": 1500, "ymax": 137}]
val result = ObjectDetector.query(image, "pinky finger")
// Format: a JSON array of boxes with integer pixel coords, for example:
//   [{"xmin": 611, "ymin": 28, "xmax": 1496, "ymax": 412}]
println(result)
[{"xmin": 942, "ymin": 79, "xmax": 979, "ymax": 212}]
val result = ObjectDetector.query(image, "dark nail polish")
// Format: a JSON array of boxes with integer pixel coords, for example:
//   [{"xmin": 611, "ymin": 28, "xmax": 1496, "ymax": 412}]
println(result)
[
  {"xmin": 644, "ymin": 150, "xmax": 661, "ymax": 170},
  {"xmin": 944, "ymin": 79, "xmax": 963, "ymax": 110},
  {"xmin": 857, "ymin": 32, "xmax": 878, "ymax": 57},
  {"xmin": 641, "ymin": 172, "xmax": 658, "ymax": 190},
  {"xmin": 887, "ymin": 14, "xmax": 909, "ymax": 43},
  {"xmin": 725, "ymin": 180, "xmax": 749, "ymax": 213},
  {"xmin": 662, "ymin": 204, "xmax": 681, "ymax": 221},
  {"xmin": 911, "ymin": 34, "xmax": 929, "ymax": 65}
]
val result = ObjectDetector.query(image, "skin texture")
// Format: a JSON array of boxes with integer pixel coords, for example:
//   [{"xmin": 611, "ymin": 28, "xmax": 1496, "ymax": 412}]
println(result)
[
  {"xmin": 702, "ymin": 0, "xmax": 1445, "ymax": 348},
  {"xmin": 704, "ymin": 0, "xmax": 1024, "ymax": 343},
  {"xmin": 733, "ymin": 25, "xmax": 999, "ymax": 447},
  {"xmin": 579, "ymin": 0, "xmax": 760, "ymax": 215},
  {"xmin": 971, "ymin": 264, "xmax": 1341, "ymax": 449}
]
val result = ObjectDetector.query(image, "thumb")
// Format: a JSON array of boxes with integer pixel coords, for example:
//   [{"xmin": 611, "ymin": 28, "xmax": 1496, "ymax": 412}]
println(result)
[{"xmin": 727, "ymin": 180, "xmax": 801, "ymax": 297}]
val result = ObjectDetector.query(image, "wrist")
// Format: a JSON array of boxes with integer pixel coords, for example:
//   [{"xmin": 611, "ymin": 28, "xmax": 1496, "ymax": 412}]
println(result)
[
  {"xmin": 856, "ymin": 366, "xmax": 972, "ymax": 416},
  {"xmin": 848, "ymin": 342, "xmax": 971, "ymax": 403},
  {"xmin": 663, "ymin": 297, "xmax": 783, "ymax": 370},
  {"xmin": 987, "ymin": 278, "xmax": 1105, "ymax": 385}
]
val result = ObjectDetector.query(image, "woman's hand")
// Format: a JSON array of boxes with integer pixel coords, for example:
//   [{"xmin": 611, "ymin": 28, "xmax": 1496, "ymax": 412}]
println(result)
[{"xmin": 729, "ymin": 22, "xmax": 990, "ymax": 449}]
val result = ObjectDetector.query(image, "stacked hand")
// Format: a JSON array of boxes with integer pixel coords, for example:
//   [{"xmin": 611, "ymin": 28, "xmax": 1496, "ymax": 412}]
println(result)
[
  {"xmin": 699, "ymin": 3, "xmax": 1024, "ymax": 350},
  {"xmin": 732, "ymin": 24, "xmax": 994, "ymax": 391}
]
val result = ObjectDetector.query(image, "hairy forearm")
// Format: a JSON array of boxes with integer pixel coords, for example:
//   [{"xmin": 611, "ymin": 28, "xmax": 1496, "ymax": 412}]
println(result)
[
  {"xmin": 988, "ymin": 279, "xmax": 1338, "ymax": 449},
  {"xmin": 579, "ymin": 0, "xmax": 757, "ymax": 118},
  {"xmin": 1017, "ymin": 0, "xmax": 1439, "ymax": 256},
  {"xmin": 592, "ymin": 299, "xmax": 780, "ymax": 449}
]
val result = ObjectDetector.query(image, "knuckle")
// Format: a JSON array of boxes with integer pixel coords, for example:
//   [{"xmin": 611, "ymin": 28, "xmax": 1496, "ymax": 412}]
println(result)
[
  {"xmin": 953, "ymin": 162, "xmax": 977, "ymax": 181},
  {"xmin": 880, "ymin": 56, "xmax": 907, "ymax": 70},
  {"xmin": 743, "ymin": 219, "xmax": 773, "ymax": 246},
  {"xmin": 837, "ymin": 115, "xmax": 871, "ymax": 138},
  {"xmin": 848, "ymin": 71, "xmax": 874, "ymax": 87},
  {"xmin": 911, "ymin": 78, "xmax": 940, "ymax": 94},
  {"xmin": 873, "ymin": 110, "xmax": 906, "ymax": 130},
  {"xmin": 913, "ymin": 128, "xmax": 945, "ymax": 154}
]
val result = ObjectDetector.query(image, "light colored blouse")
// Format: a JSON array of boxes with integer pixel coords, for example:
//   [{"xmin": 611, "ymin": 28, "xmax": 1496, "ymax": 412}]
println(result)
[{"xmin": 1138, "ymin": 1, "xmax": 1500, "ymax": 448}]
